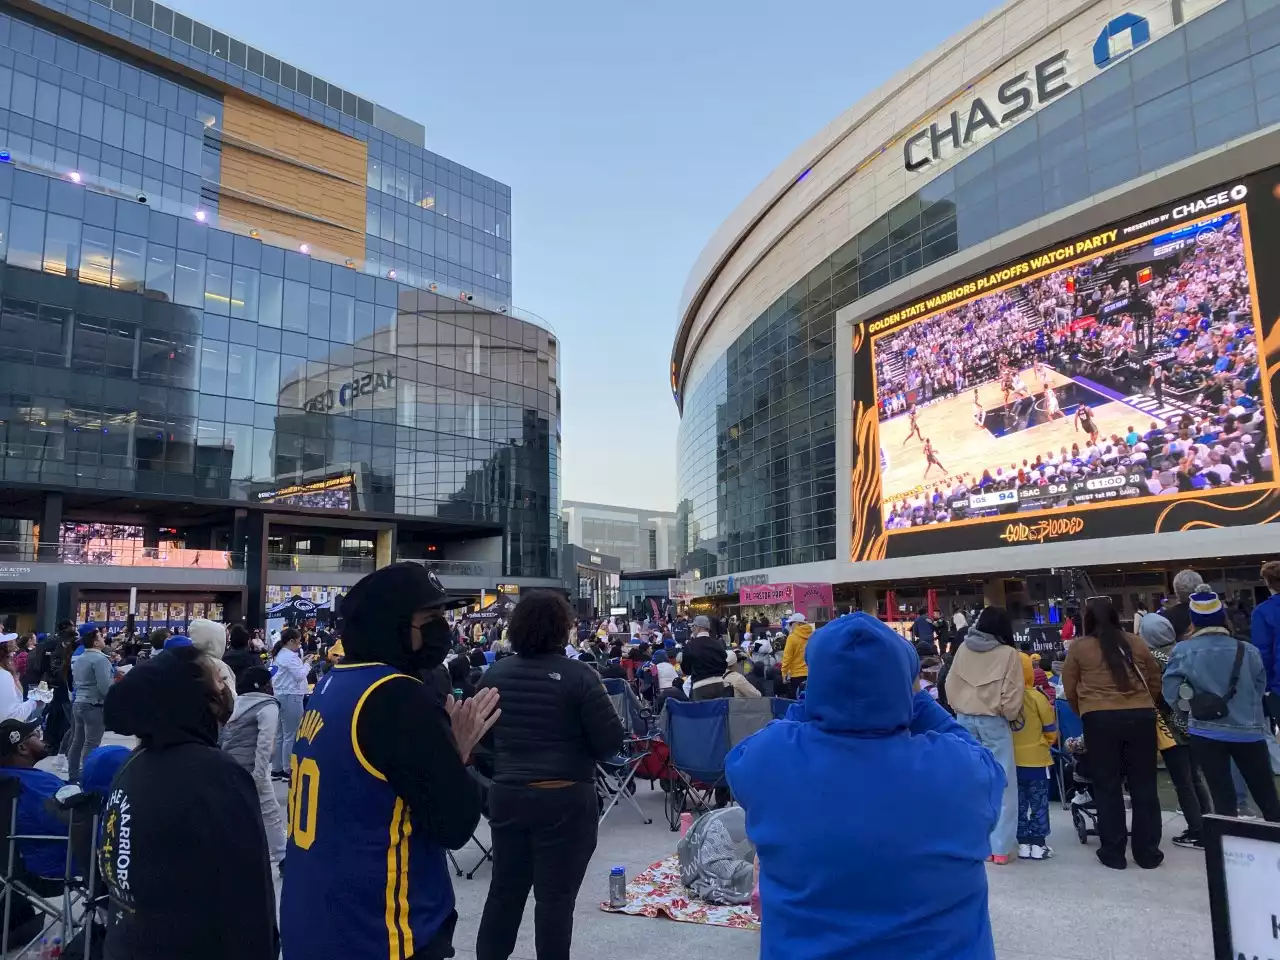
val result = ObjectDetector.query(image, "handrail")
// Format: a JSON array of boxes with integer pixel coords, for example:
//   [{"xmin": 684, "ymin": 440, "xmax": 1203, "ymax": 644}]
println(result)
[{"xmin": 0, "ymin": 539, "xmax": 242, "ymax": 569}]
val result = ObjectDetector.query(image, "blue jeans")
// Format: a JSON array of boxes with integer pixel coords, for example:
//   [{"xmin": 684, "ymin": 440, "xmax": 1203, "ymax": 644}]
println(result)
[
  {"xmin": 1017, "ymin": 774, "xmax": 1051, "ymax": 845},
  {"xmin": 958, "ymin": 713, "xmax": 1017, "ymax": 857},
  {"xmin": 273, "ymin": 693, "xmax": 305, "ymax": 774}
]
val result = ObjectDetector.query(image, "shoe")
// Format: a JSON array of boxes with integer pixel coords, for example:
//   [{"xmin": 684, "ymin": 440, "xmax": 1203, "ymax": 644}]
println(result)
[
  {"xmin": 988, "ymin": 854, "xmax": 1012, "ymax": 865},
  {"xmin": 1030, "ymin": 844, "xmax": 1053, "ymax": 860},
  {"xmin": 271, "ymin": 770, "xmax": 287, "ymax": 781},
  {"xmin": 1171, "ymin": 831, "xmax": 1204, "ymax": 850},
  {"xmin": 1135, "ymin": 852, "xmax": 1164, "ymax": 870},
  {"xmin": 1071, "ymin": 790, "xmax": 1092, "ymax": 805},
  {"xmin": 1017, "ymin": 843, "xmax": 1032, "ymax": 860}
]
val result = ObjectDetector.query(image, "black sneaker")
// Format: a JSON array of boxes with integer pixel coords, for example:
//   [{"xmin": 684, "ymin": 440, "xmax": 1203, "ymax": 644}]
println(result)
[
  {"xmin": 1171, "ymin": 831, "xmax": 1204, "ymax": 850},
  {"xmin": 271, "ymin": 770, "xmax": 287, "ymax": 781}
]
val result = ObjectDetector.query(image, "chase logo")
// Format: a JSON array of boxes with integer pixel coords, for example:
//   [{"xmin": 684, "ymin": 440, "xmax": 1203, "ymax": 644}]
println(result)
[{"xmin": 1094, "ymin": 12, "xmax": 1151, "ymax": 68}]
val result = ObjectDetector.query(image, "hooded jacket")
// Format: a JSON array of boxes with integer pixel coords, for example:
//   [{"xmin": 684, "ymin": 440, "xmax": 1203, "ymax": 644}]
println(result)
[
  {"xmin": 726, "ymin": 614, "xmax": 1003, "ymax": 960},
  {"xmin": 99, "ymin": 648, "xmax": 276, "ymax": 960},
  {"xmin": 188, "ymin": 619, "xmax": 237, "ymax": 705},
  {"xmin": 1251, "ymin": 593, "xmax": 1280, "ymax": 697},
  {"xmin": 780, "ymin": 621, "xmax": 814, "ymax": 680},
  {"xmin": 944, "ymin": 629, "xmax": 1023, "ymax": 720}
]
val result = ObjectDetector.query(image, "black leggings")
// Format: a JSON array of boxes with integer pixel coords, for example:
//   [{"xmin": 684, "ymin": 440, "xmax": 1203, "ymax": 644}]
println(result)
[
  {"xmin": 476, "ymin": 782, "xmax": 598, "ymax": 960},
  {"xmin": 1190, "ymin": 736, "xmax": 1280, "ymax": 822}
]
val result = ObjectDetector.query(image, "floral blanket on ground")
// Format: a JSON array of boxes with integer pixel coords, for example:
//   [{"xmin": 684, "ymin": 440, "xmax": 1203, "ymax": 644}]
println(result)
[{"xmin": 599, "ymin": 855, "xmax": 760, "ymax": 930}]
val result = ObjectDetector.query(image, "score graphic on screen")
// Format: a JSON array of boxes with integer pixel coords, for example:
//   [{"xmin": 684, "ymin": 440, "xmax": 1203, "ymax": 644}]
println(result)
[{"xmin": 851, "ymin": 167, "xmax": 1280, "ymax": 560}]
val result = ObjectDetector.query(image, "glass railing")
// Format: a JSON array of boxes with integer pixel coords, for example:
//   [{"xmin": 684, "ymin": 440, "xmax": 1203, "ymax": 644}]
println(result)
[
  {"xmin": 395, "ymin": 557, "xmax": 502, "ymax": 579},
  {"xmin": 0, "ymin": 539, "xmax": 243, "ymax": 569},
  {"xmin": 266, "ymin": 553, "xmax": 375, "ymax": 574}
]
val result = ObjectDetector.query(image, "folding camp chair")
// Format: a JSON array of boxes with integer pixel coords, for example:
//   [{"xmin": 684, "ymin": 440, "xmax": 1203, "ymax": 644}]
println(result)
[
  {"xmin": 660, "ymin": 699, "xmax": 732, "ymax": 832},
  {"xmin": 448, "ymin": 762, "xmax": 494, "ymax": 879},
  {"xmin": 0, "ymin": 779, "xmax": 105, "ymax": 959},
  {"xmin": 447, "ymin": 835, "xmax": 494, "ymax": 880},
  {"xmin": 596, "ymin": 678, "xmax": 656, "ymax": 826},
  {"xmin": 1054, "ymin": 699, "xmax": 1084, "ymax": 810}
]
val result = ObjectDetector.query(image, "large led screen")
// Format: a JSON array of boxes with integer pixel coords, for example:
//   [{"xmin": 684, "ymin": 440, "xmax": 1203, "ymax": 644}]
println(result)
[{"xmin": 850, "ymin": 168, "xmax": 1280, "ymax": 561}]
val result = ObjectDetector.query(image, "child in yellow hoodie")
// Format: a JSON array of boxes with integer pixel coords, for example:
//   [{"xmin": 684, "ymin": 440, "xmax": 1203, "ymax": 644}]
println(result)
[{"xmin": 1011, "ymin": 655, "xmax": 1057, "ymax": 860}]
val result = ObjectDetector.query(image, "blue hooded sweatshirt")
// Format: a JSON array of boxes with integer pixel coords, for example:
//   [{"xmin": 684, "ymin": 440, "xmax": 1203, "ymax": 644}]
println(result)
[
  {"xmin": 726, "ymin": 613, "xmax": 1004, "ymax": 960},
  {"xmin": 1251, "ymin": 593, "xmax": 1280, "ymax": 696}
]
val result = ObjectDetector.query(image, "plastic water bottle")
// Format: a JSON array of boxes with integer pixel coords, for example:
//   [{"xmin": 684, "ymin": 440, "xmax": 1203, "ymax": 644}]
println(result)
[
  {"xmin": 679, "ymin": 811, "xmax": 693, "ymax": 838},
  {"xmin": 36, "ymin": 938, "xmax": 48, "ymax": 960},
  {"xmin": 608, "ymin": 865, "xmax": 627, "ymax": 908},
  {"xmin": 49, "ymin": 938, "xmax": 62, "ymax": 959}
]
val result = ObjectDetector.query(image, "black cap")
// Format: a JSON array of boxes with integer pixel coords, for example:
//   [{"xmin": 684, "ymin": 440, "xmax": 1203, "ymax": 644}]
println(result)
[{"xmin": 0, "ymin": 719, "xmax": 41, "ymax": 757}]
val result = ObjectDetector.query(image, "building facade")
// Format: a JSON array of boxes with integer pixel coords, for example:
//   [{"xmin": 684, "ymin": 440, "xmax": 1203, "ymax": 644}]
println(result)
[
  {"xmin": 561, "ymin": 500, "xmax": 677, "ymax": 572},
  {"xmin": 0, "ymin": 0, "xmax": 560, "ymax": 631},
  {"xmin": 672, "ymin": 0, "xmax": 1280, "ymax": 617}
]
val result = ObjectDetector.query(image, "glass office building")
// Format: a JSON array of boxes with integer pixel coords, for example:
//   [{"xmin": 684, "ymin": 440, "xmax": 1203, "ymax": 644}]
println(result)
[
  {"xmin": 0, "ymin": 0, "xmax": 559, "ymax": 630},
  {"xmin": 673, "ymin": 0, "xmax": 1280, "ymax": 583}
]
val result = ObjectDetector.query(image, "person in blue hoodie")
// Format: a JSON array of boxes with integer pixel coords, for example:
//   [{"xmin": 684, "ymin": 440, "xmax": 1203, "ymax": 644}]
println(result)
[
  {"xmin": 1251, "ymin": 560, "xmax": 1280, "ymax": 729},
  {"xmin": 726, "ymin": 613, "xmax": 1004, "ymax": 960}
]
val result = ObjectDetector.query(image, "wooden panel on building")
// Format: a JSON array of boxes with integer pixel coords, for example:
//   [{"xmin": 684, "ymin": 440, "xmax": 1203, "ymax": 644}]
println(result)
[{"xmin": 219, "ymin": 95, "xmax": 367, "ymax": 262}]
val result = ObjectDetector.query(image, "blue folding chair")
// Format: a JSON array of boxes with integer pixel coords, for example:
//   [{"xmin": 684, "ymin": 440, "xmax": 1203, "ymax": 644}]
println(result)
[
  {"xmin": 660, "ymin": 699, "xmax": 732, "ymax": 831},
  {"xmin": 1054, "ymin": 699, "xmax": 1084, "ymax": 809},
  {"xmin": 596, "ymin": 678, "xmax": 656, "ymax": 826}
]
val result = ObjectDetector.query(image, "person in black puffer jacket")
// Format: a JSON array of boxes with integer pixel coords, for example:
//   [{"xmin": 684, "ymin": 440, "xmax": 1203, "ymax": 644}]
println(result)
[
  {"xmin": 681, "ymin": 616, "xmax": 730, "ymax": 700},
  {"xmin": 474, "ymin": 591, "xmax": 624, "ymax": 960}
]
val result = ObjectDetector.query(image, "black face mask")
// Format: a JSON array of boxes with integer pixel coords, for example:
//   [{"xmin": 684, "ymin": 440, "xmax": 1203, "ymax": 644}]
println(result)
[{"xmin": 407, "ymin": 617, "xmax": 454, "ymax": 672}]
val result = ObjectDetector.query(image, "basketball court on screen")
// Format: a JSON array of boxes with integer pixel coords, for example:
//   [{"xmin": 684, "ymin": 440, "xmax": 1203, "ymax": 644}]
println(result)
[{"xmin": 878, "ymin": 366, "xmax": 1162, "ymax": 518}]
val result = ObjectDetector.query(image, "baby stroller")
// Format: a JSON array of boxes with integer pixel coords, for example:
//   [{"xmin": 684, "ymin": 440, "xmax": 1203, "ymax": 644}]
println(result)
[{"xmin": 1062, "ymin": 735, "xmax": 1099, "ymax": 844}]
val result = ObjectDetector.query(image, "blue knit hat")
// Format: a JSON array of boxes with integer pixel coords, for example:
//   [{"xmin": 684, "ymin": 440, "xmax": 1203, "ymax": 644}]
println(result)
[{"xmin": 1188, "ymin": 590, "xmax": 1227, "ymax": 630}]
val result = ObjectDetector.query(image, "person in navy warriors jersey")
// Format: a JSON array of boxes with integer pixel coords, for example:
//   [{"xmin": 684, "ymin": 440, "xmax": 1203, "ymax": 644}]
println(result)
[{"xmin": 279, "ymin": 563, "xmax": 500, "ymax": 960}]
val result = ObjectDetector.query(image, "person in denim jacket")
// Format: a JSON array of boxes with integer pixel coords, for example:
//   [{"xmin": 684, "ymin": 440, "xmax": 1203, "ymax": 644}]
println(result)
[{"xmin": 1162, "ymin": 590, "xmax": 1280, "ymax": 821}]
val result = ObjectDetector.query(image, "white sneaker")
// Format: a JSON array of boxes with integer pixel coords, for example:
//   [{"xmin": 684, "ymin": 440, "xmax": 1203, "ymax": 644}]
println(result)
[
  {"xmin": 1071, "ymin": 790, "xmax": 1092, "ymax": 805},
  {"xmin": 1018, "ymin": 843, "xmax": 1032, "ymax": 859},
  {"xmin": 1030, "ymin": 844, "xmax": 1053, "ymax": 860}
]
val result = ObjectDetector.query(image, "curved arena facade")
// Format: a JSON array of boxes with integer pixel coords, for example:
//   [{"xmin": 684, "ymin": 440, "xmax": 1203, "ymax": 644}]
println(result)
[{"xmin": 673, "ymin": 0, "xmax": 1280, "ymax": 607}]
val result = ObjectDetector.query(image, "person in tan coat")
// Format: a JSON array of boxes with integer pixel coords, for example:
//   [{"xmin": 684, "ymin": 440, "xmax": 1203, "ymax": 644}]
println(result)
[
  {"xmin": 1062, "ymin": 596, "xmax": 1164, "ymax": 870},
  {"xmin": 944, "ymin": 606, "xmax": 1023, "ymax": 863}
]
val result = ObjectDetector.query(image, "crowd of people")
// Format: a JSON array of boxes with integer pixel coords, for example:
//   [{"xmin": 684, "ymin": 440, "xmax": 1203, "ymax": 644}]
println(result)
[
  {"xmin": 0, "ymin": 555, "xmax": 1273, "ymax": 959},
  {"xmin": 880, "ymin": 217, "xmax": 1270, "ymax": 530}
]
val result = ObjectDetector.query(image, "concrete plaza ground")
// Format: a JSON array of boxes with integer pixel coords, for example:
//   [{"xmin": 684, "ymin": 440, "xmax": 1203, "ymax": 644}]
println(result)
[
  {"xmin": 33, "ymin": 734, "xmax": 1214, "ymax": 959},
  {"xmin": 428, "ymin": 786, "xmax": 1213, "ymax": 960}
]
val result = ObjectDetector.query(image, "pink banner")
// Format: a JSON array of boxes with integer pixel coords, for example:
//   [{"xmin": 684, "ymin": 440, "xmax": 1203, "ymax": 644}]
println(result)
[
  {"xmin": 739, "ymin": 584, "xmax": 793, "ymax": 606},
  {"xmin": 791, "ymin": 582, "xmax": 834, "ymax": 610}
]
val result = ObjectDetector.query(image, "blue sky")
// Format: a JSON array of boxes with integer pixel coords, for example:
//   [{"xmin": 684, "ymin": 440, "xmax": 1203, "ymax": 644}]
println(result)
[{"xmin": 180, "ymin": 0, "xmax": 998, "ymax": 510}]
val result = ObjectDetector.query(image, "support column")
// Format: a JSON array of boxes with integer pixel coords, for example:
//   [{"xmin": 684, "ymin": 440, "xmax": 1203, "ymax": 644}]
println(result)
[
  {"xmin": 37, "ymin": 492, "xmax": 62, "ymax": 562},
  {"xmin": 982, "ymin": 577, "xmax": 1007, "ymax": 609},
  {"xmin": 858, "ymin": 586, "xmax": 878, "ymax": 616},
  {"xmin": 376, "ymin": 526, "xmax": 396, "ymax": 570},
  {"xmin": 243, "ymin": 512, "xmax": 268, "ymax": 631}
]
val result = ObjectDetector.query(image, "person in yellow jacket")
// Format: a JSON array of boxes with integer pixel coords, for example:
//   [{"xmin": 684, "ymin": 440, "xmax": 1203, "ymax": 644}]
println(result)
[
  {"xmin": 1011, "ymin": 656, "xmax": 1057, "ymax": 860},
  {"xmin": 781, "ymin": 613, "xmax": 814, "ymax": 698}
]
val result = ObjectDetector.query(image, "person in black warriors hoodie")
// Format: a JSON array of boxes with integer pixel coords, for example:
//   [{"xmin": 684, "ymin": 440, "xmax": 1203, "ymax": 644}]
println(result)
[{"xmin": 98, "ymin": 646, "xmax": 277, "ymax": 960}]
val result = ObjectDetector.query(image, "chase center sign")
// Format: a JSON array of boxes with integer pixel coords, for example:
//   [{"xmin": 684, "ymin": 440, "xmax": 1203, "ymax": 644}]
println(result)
[{"xmin": 902, "ymin": 6, "xmax": 1200, "ymax": 172}]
